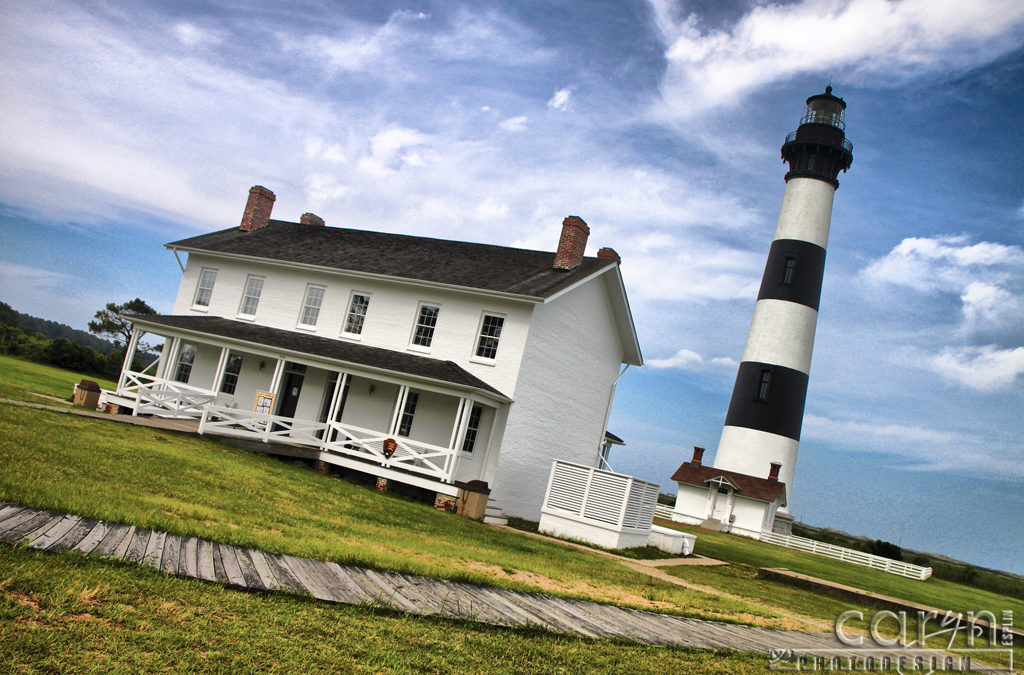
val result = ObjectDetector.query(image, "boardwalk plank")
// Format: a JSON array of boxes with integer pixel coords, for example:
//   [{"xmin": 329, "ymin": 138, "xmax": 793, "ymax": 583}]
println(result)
[
  {"xmin": 263, "ymin": 553, "xmax": 307, "ymax": 595},
  {"xmin": 278, "ymin": 554, "xmax": 334, "ymax": 600},
  {"xmin": 217, "ymin": 545, "xmax": 247, "ymax": 588},
  {"xmin": 233, "ymin": 548, "xmax": 264, "ymax": 591},
  {"xmin": 123, "ymin": 528, "xmax": 152, "ymax": 564},
  {"xmin": 0, "ymin": 505, "xmax": 26, "ymax": 525},
  {"xmin": 73, "ymin": 521, "xmax": 110, "ymax": 554},
  {"xmin": 212, "ymin": 543, "xmax": 227, "ymax": 583},
  {"xmin": 0, "ymin": 509, "xmax": 40, "ymax": 538},
  {"xmin": 2, "ymin": 511, "xmax": 58, "ymax": 543},
  {"xmin": 450, "ymin": 584, "xmax": 537, "ymax": 627},
  {"xmin": 142, "ymin": 531, "xmax": 167, "ymax": 570},
  {"xmin": 359, "ymin": 569, "xmax": 420, "ymax": 613},
  {"xmin": 319, "ymin": 562, "xmax": 374, "ymax": 605},
  {"xmin": 160, "ymin": 534, "xmax": 181, "ymax": 575},
  {"xmin": 110, "ymin": 525, "xmax": 137, "ymax": 560},
  {"xmin": 179, "ymin": 537, "xmax": 198, "ymax": 578},
  {"xmin": 93, "ymin": 524, "xmax": 132, "ymax": 557},
  {"xmin": 245, "ymin": 549, "xmax": 280, "ymax": 591},
  {"xmin": 48, "ymin": 517, "xmax": 99, "ymax": 553},
  {"xmin": 27, "ymin": 515, "xmax": 81, "ymax": 550},
  {"xmin": 196, "ymin": 539, "xmax": 217, "ymax": 582},
  {"xmin": 494, "ymin": 590, "xmax": 598, "ymax": 635},
  {"xmin": 18, "ymin": 513, "xmax": 66, "ymax": 546}
]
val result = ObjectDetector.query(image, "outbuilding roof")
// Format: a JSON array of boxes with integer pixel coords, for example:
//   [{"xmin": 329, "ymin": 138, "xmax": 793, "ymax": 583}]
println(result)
[
  {"xmin": 670, "ymin": 461, "xmax": 787, "ymax": 505},
  {"xmin": 166, "ymin": 220, "xmax": 617, "ymax": 301},
  {"xmin": 130, "ymin": 314, "xmax": 510, "ymax": 401}
]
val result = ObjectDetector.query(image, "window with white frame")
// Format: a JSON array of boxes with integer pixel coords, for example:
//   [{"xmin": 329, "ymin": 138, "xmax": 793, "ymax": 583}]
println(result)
[
  {"xmin": 238, "ymin": 275, "xmax": 264, "ymax": 317},
  {"xmin": 298, "ymin": 284, "xmax": 325, "ymax": 327},
  {"xmin": 174, "ymin": 344, "xmax": 196, "ymax": 383},
  {"xmin": 461, "ymin": 404, "xmax": 484, "ymax": 453},
  {"xmin": 343, "ymin": 292, "xmax": 371, "ymax": 335},
  {"xmin": 474, "ymin": 314, "xmax": 504, "ymax": 360},
  {"xmin": 220, "ymin": 354, "xmax": 243, "ymax": 394},
  {"xmin": 397, "ymin": 391, "xmax": 419, "ymax": 437},
  {"xmin": 411, "ymin": 304, "xmax": 440, "ymax": 347},
  {"xmin": 193, "ymin": 268, "xmax": 218, "ymax": 307}
]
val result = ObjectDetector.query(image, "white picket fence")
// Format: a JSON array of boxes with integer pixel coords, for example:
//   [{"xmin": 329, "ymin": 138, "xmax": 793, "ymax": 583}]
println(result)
[
  {"xmin": 654, "ymin": 503, "xmax": 674, "ymax": 521},
  {"xmin": 760, "ymin": 530, "xmax": 933, "ymax": 580}
]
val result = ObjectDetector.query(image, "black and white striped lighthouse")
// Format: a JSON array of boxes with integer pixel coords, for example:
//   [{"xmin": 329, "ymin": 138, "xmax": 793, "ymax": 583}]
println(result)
[{"xmin": 711, "ymin": 87, "xmax": 853, "ymax": 511}]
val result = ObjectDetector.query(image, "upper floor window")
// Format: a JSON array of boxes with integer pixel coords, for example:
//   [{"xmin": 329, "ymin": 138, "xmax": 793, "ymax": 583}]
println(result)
[
  {"xmin": 174, "ymin": 344, "xmax": 196, "ymax": 383},
  {"xmin": 193, "ymin": 268, "xmax": 217, "ymax": 307},
  {"xmin": 298, "ymin": 284, "xmax": 325, "ymax": 327},
  {"xmin": 474, "ymin": 314, "xmax": 505, "ymax": 360},
  {"xmin": 461, "ymin": 404, "xmax": 484, "ymax": 453},
  {"xmin": 397, "ymin": 391, "xmax": 419, "ymax": 437},
  {"xmin": 238, "ymin": 275, "xmax": 264, "ymax": 317},
  {"xmin": 411, "ymin": 303, "xmax": 440, "ymax": 348},
  {"xmin": 343, "ymin": 292, "xmax": 371, "ymax": 336},
  {"xmin": 220, "ymin": 354, "xmax": 243, "ymax": 395}
]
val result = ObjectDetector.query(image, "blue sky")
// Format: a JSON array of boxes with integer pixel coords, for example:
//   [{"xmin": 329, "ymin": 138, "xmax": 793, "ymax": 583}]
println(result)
[{"xmin": 1, "ymin": 1, "xmax": 1022, "ymax": 574}]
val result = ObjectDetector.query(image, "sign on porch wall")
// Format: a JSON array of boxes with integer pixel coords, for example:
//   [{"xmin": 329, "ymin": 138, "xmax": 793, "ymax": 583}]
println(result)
[{"xmin": 254, "ymin": 391, "xmax": 275, "ymax": 415}]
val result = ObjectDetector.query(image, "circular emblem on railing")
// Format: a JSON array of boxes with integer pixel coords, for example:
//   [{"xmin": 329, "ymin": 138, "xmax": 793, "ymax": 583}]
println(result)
[{"xmin": 383, "ymin": 438, "xmax": 398, "ymax": 459}]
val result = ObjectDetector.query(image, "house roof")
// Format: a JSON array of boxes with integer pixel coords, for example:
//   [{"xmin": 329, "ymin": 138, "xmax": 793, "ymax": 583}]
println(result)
[
  {"xmin": 166, "ymin": 220, "xmax": 617, "ymax": 301},
  {"xmin": 670, "ymin": 462, "xmax": 787, "ymax": 505},
  {"xmin": 604, "ymin": 431, "xmax": 625, "ymax": 446},
  {"xmin": 130, "ymin": 314, "xmax": 510, "ymax": 402}
]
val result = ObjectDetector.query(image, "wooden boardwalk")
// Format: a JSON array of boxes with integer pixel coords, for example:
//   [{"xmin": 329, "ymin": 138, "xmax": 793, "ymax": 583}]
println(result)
[{"xmin": 0, "ymin": 503, "xmax": 973, "ymax": 666}]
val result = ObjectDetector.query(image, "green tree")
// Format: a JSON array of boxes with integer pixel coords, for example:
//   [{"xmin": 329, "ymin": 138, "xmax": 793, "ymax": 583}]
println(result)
[
  {"xmin": 0, "ymin": 301, "xmax": 19, "ymax": 328},
  {"xmin": 88, "ymin": 298, "xmax": 157, "ymax": 349}
]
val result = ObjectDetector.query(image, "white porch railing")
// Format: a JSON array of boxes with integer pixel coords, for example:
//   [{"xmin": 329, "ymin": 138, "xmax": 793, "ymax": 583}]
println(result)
[
  {"xmin": 135, "ymin": 387, "xmax": 217, "ymax": 418},
  {"xmin": 760, "ymin": 530, "xmax": 933, "ymax": 581},
  {"xmin": 199, "ymin": 405, "xmax": 459, "ymax": 482}
]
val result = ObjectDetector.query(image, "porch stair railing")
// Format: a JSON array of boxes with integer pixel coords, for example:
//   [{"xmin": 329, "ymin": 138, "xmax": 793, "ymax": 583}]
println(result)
[{"xmin": 135, "ymin": 387, "xmax": 217, "ymax": 419}]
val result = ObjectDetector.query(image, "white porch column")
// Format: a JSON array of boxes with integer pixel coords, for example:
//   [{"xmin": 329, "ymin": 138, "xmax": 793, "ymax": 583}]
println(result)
[
  {"xmin": 447, "ymin": 397, "xmax": 469, "ymax": 450},
  {"xmin": 161, "ymin": 337, "xmax": 182, "ymax": 383},
  {"xmin": 211, "ymin": 347, "xmax": 231, "ymax": 395},
  {"xmin": 388, "ymin": 385, "xmax": 410, "ymax": 435},
  {"xmin": 447, "ymin": 397, "xmax": 474, "ymax": 481},
  {"xmin": 321, "ymin": 371, "xmax": 348, "ymax": 450},
  {"xmin": 267, "ymin": 358, "xmax": 286, "ymax": 400},
  {"xmin": 117, "ymin": 327, "xmax": 142, "ymax": 393}
]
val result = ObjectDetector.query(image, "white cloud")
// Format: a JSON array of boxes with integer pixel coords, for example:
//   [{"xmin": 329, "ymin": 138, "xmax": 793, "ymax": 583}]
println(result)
[
  {"xmin": 649, "ymin": 0, "xmax": 1024, "ymax": 117},
  {"xmin": 925, "ymin": 345, "xmax": 1024, "ymax": 391},
  {"xmin": 548, "ymin": 88, "xmax": 572, "ymax": 111},
  {"xmin": 647, "ymin": 348, "xmax": 737, "ymax": 371},
  {"xmin": 862, "ymin": 235, "xmax": 1023, "ymax": 292},
  {"xmin": 499, "ymin": 116, "xmax": 528, "ymax": 132}
]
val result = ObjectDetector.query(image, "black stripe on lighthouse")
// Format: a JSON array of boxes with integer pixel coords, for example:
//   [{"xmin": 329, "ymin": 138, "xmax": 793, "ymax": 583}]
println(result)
[
  {"xmin": 757, "ymin": 239, "xmax": 827, "ymax": 311},
  {"xmin": 723, "ymin": 362, "xmax": 809, "ymax": 441}
]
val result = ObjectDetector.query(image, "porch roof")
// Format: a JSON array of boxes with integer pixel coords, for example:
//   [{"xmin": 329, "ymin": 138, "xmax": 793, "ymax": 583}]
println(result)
[
  {"xmin": 132, "ymin": 314, "xmax": 510, "ymax": 402},
  {"xmin": 670, "ymin": 462, "xmax": 787, "ymax": 506}
]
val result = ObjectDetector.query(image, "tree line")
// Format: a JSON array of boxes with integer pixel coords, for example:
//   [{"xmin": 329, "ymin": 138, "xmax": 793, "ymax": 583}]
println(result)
[{"xmin": 0, "ymin": 299, "xmax": 157, "ymax": 379}]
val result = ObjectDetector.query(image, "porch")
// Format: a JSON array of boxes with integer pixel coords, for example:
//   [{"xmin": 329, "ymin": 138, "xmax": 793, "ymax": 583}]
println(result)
[{"xmin": 113, "ymin": 315, "xmax": 511, "ymax": 497}]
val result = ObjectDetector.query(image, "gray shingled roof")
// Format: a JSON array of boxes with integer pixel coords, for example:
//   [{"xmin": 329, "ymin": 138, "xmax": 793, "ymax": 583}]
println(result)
[
  {"xmin": 131, "ymin": 314, "xmax": 509, "ymax": 400},
  {"xmin": 166, "ymin": 220, "xmax": 616, "ymax": 299}
]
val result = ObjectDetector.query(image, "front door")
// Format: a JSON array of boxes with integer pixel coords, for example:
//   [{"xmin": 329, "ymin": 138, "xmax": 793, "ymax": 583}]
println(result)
[
  {"xmin": 275, "ymin": 363, "xmax": 307, "ymax": 426},
  {"xmin": 711, "ymin": 487, "xmax": 730, "ymax": 521}
]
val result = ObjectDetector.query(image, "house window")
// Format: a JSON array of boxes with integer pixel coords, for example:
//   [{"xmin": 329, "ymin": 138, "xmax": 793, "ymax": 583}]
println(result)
[
  {"xmin": 757, "ymin": 369, "xmax": 772, "ymax": 402},
  {"xmin": 411, "ymin": 304, "xmax": 440, "ymax": 347},
  {"xmin": 343, "ymin": 293, "xmax": 371, "ymax": 335},
  {"xmin": 461, "ymin": 405, "xmax": 484, "ymax": 453},
  {"xmin": 220, "ymin": 354, "xmax": 243, "ymax": 395},
  {"xmin": 782, "ymin": 257, "xmax": 797, "ymax": 286},
  {"xmin": 298, "ymin": 285, "xmax": 325, "ymax": 327},
  {"xmin": 397, "ymin": 391, "xmax": 419, "ymax": 437},
  {"xmin": 238, "ymin": 276, "xmax": 264, "ymax": 316},
  {"xmin": 193, "ymin": 268, "xmax": 217, "ymax": 307},
  {"xmin": 475, "ymin": 314, "xmax": 504, "ymax": 360},
  {"xmin": 174, "ymin": 344, "xmax": 196, "ymax": 383}
]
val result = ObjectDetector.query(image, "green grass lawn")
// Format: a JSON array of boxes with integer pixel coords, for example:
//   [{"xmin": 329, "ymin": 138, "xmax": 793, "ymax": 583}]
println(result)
[
  {"xmin": 0, "ymin": 546, "xmax": 768, "ymax": 674},
  {"xmin": 0, "ymin": 353, "xmax": 116, "ymax": 405}
]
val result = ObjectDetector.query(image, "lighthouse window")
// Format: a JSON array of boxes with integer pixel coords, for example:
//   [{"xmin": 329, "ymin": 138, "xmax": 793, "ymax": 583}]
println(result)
[
  {"xmin": 757, "ymin": 369, "xmax": 773, "ymax": 402},
  {"xmin": 782, "ymin": 257, "xmax": 797, "ymax": 286},
  {"xmin": 807, "ymin": 154, "xmax": 816, "ymax": 171}
]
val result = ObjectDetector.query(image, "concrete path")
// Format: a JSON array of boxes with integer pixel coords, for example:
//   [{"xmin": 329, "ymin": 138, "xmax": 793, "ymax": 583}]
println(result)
[{"xmin": 1, "ymin": 502, "xmax": 978, "ymax": 669}]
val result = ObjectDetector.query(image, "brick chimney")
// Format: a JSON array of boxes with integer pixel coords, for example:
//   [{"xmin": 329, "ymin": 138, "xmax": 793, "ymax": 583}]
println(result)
[
  {"xmin": 300, "ymin": 212, "xmax": 325, "ymax": 226},
  {"xmin": 690, "ymin": 445, "xmax": 705, "ymax": 467},
  {"xmin": 768, "ymin": 462, "xmax": 782, "ymax": 482},
  {"xmin": 597, "ymin": 247, "xmax": 620, "ymax": 263},
  {"xmin": 553, "ymin": 216, "xmax": 590, "ymax": 271},
  {"xmin": 239, "ymin": 186, "xmax": 276, "ymax": 231}
]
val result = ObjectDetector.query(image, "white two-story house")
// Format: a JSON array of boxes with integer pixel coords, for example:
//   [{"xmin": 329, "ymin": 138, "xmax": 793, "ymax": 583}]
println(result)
[{"xmin": 114, "ymin": 186, "xmax": 642, "ymax": 521}]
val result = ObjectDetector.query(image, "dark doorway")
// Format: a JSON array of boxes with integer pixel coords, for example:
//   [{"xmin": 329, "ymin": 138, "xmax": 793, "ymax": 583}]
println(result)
[{"xmin": 273, "ymin": 363, "xmax": 306, "ymax": 431}]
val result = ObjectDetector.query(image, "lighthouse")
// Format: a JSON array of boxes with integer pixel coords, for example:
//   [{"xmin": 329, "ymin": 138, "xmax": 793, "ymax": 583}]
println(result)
[{"xmin": 710, "ymin": 87, "xmax": 853, "ymax": 515}]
